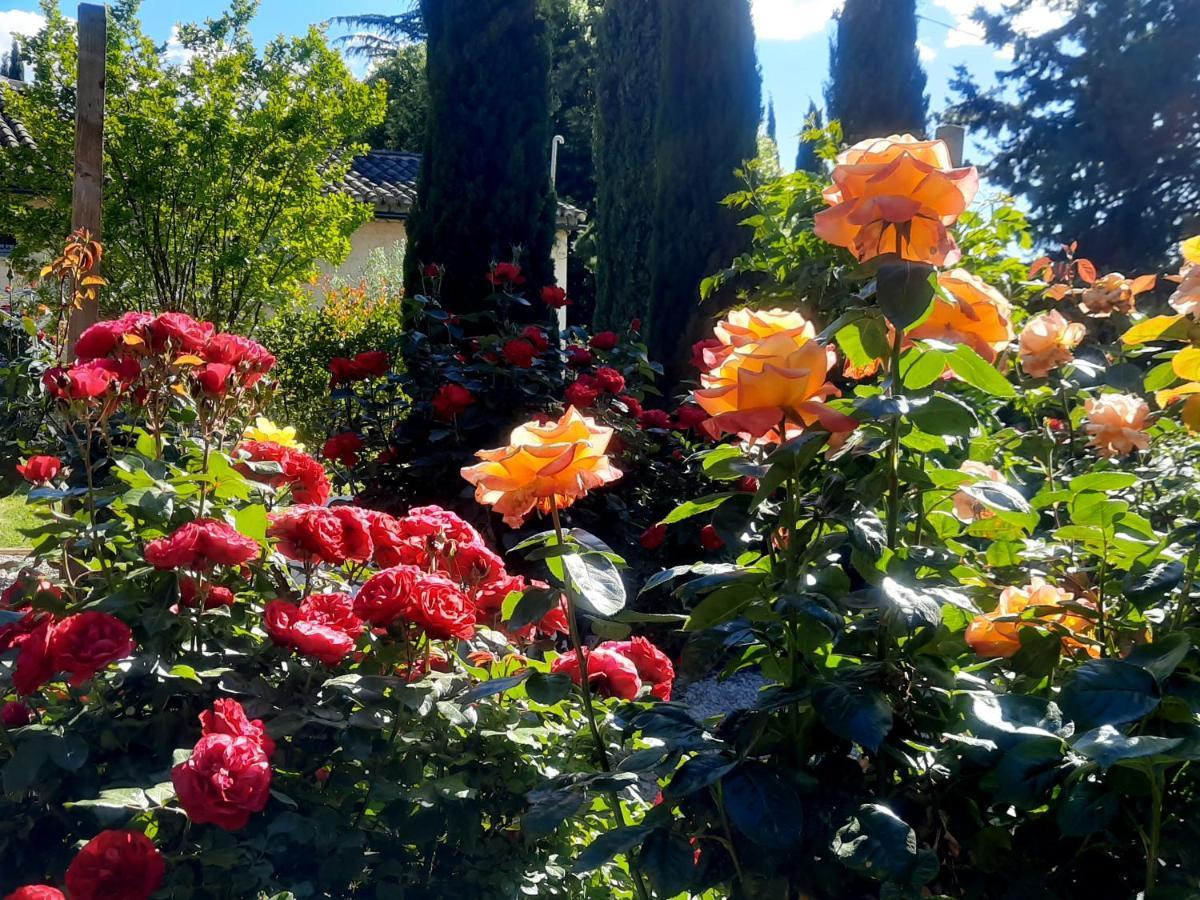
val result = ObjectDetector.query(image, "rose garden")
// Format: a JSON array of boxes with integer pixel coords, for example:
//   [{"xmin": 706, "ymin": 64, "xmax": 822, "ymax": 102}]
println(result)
[{"xmin": 2, "ymin": 1, "xmax": 1199, "ymax": 899}]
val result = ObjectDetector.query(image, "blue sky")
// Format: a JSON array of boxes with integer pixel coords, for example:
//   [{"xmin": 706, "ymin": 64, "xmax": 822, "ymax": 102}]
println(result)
[{"xmin": 0, "ymin": 0, "xmax": 1063, "ymax": 169}]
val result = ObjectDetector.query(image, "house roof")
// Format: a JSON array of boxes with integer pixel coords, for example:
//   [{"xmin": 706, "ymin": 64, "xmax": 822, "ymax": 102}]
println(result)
[
  {"xmin": 339, "ymin": 149, "xmax": 586, "ymax": 231},
  {"xmin": 0, "ymin": 78, "xmax": 34, "ymax": 151}
]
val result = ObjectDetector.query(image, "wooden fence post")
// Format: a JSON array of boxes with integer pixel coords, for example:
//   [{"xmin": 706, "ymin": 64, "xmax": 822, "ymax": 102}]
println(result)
[{"xmin": 64, "ymin": 3, "xmax": 106, "ymax": 357}]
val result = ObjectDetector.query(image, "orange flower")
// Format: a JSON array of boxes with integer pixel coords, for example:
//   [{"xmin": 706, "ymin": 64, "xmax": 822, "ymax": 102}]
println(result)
[
  {"xmin": 1078, "ymin": 272, "xmax": 1156, "ymax": 317},
  {"xmin": 1169, "ymin": 239, "xmax": 1200, "ymax": 317},
  {"xmin": 952, "ymin": 460, "xmax": 1005, "ymax": 523},
  {"xmin": 1018, "ymin": 310, "xmax": 1086, "ymax": 377},
  {"xmin": 1084, "ymin": 393, "xmax": 1151, "ymax": 457},
  {"xmin": 966, "ymin": 577, "xmax": 1098, "ymax": 659},
  {"xmin": 461, "ymin": 407, "xmax": 622, "ymax": 527},
  {"xmin": 692, "ymin": 331, "xmax": 856, "ymax": 443},
  {"xmin": 908, "ymin": 269, "xmax": 1013, "ymax": 362},
  {"xmin": 714, "ymin": 308, "xmax": 816, "ymax": 348},
  {"xmin": 814, "ymin": 134, "xmax": 979, "ymax": 266}
]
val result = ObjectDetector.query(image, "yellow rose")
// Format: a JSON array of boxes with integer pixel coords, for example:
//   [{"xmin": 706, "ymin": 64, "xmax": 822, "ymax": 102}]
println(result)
[
  {"xmin": 1018, "ymin": 310, "xmax": 1086, "ymax": 378},
  {"xmin": 242, "ymin": 417, "xmax": 304, "ymax": 450}
]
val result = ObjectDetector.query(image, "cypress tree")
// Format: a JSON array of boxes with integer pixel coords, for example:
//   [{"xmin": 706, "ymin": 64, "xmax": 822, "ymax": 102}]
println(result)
[
  {"xmin": 766, "ymin": 96, "xmax": 777, "ymax": 143},
  {"xmin": 794, "ymin": 101, "xmax": 824, "ymax": 173},
  {"xmin": 592, "ymin": 0, "xmax": 661, "ymax": 331},
  {"xmin": 404, "ymin": 0, "xmax": 555, "ymax": 310},
  {"xmin": 5, "ymin": 38, "xmax": 22, "ymax": 81},
  {"xmin": 826, "ymin": 0, "xmax": 927, "ymax": 143},
  {"xmin": 647, "ymin": 0, "xmax": 760, "ymax": 368}
]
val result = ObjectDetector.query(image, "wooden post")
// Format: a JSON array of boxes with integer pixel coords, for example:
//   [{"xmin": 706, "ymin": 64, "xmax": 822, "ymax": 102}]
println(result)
[
  {"xmin": 935, "ymin": 123, "xmax": 966, "ymax": 167},
  {"xmin": 64, "ymin": 3, "xmax": 106, "ymax": 355}
]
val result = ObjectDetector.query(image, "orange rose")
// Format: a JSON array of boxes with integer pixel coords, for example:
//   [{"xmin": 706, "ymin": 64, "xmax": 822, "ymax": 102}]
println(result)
[
  {"xmin": 461, "ymin": 407, "xmax": 622, "ymax": 527},
  {"xmin": 693, "ymin": 331, "xmax": 856, "ymax": 443},
  {"xmin": 1169, "ymin": 242, "xmax": 1200, "ymax": 317},
  {"xmin": 714, "ymin": 308, "xmax": 816, "ymax": 348},
  {"xmin": 814, "ymin": 134, "xmax": 979, "ymax": 266},
  {"xmin": 908, "ymin": 269, "xmax": 1013, "ymax": 362},
  {"xmin": 1018, "ymin": 310, "xmax": 1086, "ymax": 378},
  {"xmin": 966, "ymin": 577, "xmax": 1098, "ymax": 659},
  {"xmin": 952, "ymin": 460, "xmax": 1005, "ymax": 523},
  {"xmin": 1078, "ymin": 272, "xmax": 1155, "ymax": 317},
  {"xmin": 1083, "ymin": 393, "xmax": 1151, "ymax": 457}
]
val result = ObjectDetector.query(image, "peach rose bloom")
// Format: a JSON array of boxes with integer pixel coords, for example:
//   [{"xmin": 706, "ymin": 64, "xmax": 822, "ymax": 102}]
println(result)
[
  {"xmin": 714, "ymin": 308, "xmax": 816, "ymax": 348},
  {"xmin": 966, "ymin": 576, "xmax": 1098, "ymax": 659},
  {"xmin": 1083, "ymin": 393, "xmax": 1151, "ymax": 457},
  {"xmin": 1169, "ymin": 241, "xmax": 1200, "ymax": 317},
  {"xmin": 952, "ymin": 460, "xmax": 1005, "ymax": 522},
  {"xmin": 1078, "ymin": 272, "xmax": 1154, "ymax": 317},
  {"xmin": 461, "ymin": 407, "xmax": 622, "ymax": 527},
  {"xmin": 1018, "ymin": 310, "xmax": 1087, "ymax": 377},
  {"xmin": 814, "ymin": 134, "xmax": 979, "ymax": 267},
  {"xmin": 908, "ymin": 269, "xmax": 1013, "ymax": 362},
  {"xmin": 693, "ymin": 331, "xmax": 856, "ymax": 443}
]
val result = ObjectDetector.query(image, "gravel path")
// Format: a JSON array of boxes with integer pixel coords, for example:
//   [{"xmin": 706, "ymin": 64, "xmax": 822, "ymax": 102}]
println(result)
[{"xmin": 679, "ymin": 670, "xmax": 770, "ymax": 723}]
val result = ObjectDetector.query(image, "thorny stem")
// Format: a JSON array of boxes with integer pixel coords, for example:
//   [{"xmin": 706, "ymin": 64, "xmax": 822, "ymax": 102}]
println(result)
[
  {"xmin": 885, "ymin": 325, "xmax": 906, "ymax": 551},
  {"xmin": 1145, "ymin": 767, "xmax": 1164, "ymax": 894}
]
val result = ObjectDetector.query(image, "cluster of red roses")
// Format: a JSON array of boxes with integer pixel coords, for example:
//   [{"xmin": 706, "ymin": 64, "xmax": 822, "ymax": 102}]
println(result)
[
  {"xmin": 236, "ymin": 440, "xmax": 331, "ymax": 506},
  {"xmin": 321, "ymin": 432, "xmax": 364, "ymax": 469},
  {"xmin": 0, "ymin": 578, "xmax": 134, "ymax": 697},
  {"xmin": 328, "ymin": 350, "xmax": 390, "ymax": 387},
  {"xmin": 550, "ymin": 637, "xmax": 675, "ymax": 701},
  {"xmin": 69, "ymin": 310, "xmax": 276, "ymax": 403},
  {"xmin": 5, "ymin": 829, "xmax": 164, "ymax": 900}
]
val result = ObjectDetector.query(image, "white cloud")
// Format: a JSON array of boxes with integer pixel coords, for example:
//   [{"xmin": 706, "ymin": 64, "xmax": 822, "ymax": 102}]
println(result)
[
  {"xmin": 161, "ymin": 25, "xmax": 194, "ymax": 67},
  {"xmin": 918, "ymin": 41, "xmax": 936, "ymax": 61},
  {"xmin": 933, "ymin": 1, "xmax": 1067, "ymax": 49},
  {"xmin": 751, "ymin": 0, "xmax": 844, "ymax": 42},
  {"xmin": 0, "ymin": 9, "xmax": 45, "ymax": 55}
]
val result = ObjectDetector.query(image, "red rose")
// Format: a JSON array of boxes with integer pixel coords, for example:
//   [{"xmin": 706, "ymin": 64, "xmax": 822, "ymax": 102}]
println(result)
[
  {"xmin": 172, "ymin": 733, "xmax": 271, "ymax": 830},
  {"xmin": 329, "ymin": 351, "xmax": 389, "ymax": 386},
  {"xmin": 564, "ymin": 378, "xmax": 600, "ymax": 408},
  {"xmin": 355, "ymin": 350, "xmax": 390, "ymax": 377},
  {"xmin": 268, "ymin": 505, "xmax": 373, "ymax": 565},
  {"xmin": 46, "ymin": 612, "xmax": 134, "ymax": 686},
  {"xmin": 551, "ymin": 646, "xmax": 642, "ymax": 700},
  {"xmin": 674, "ymin": 403, "xmax": 710, "ymax": 431},
  {"xmin": 1, "ymin": 700, "xmax": 32, "ymax": 728},
  {"xmin": 473, "ymin": 572, "xmax": 525, "ymax": 614},
  {"xmin": 199, "ymin": 698, "xmax": 275, "ymax": 757},
  {"xmin": 565, "ymin": 346, "xmax": 593, "ymax": 367},
  {"xmin": 5, "ymin": 885, "xmax": 65, "ymax": 899},
  {"xmin": 630, "ymin": 318, "xmax": 642, "ymax": 332},
  {"xmin": 144, "ymin": 519, "xmax": 260, "ymax": 571},
  {"xmin": 16, "ymin": 455, "xmax": 62, "ymax": 485},
  {"xmin": 638, "ymin": 408, "xmax": 672, "ymax": 430},
  {"xmin": 488, "ymin": 262, "xmax": 525, "ymax": 286},
  {"xmin": 502, "ymin": 338, "xmax": 537, "ymax": 368},
  {"xmin": 640, "ymin": 523, "xmax": 667, "ymax": 550},
  {"xmin": 204, "ymin": 333, "xmax": 276, "ymax": 376},
  {"xmin": 322, "ymin": 432, "xmax": 364, "ymax": 468},
  {"xmin": 328, "ymin": 356, "xmax": 363, "ymax": 385},
  {"xmin": 590, "ymin": 331, "xmax": 618, "ymax": 351},
  {"xmin": 237, "ymin": 442, "xmax": 330, "ymax": 506},
  {"xmin": 522, "ymin": 325, "xmax": 551, "ymax": 352},
  {"xmin": 179, "ymin": 577, "xmax": 236, "ymax": 610},
  {"xmin": 736, "ymin": 476, "xmax": 760, "ymax": 493},
  {"xmin": 610, "ymin": 637, "xmax": 675, "ymax": 700},
  {"xmin": 691, "ymin": 338, "xmax": 725, "ymax": 372},
  {"xmin": 423, "ymin": 262, "xmax": 443, "ymax": 278},
  {"xmin": 432, "ymin": 383, "xmax": 475, "ymax": 420},
  {"xmin": 399, "ymin": 505, "xmax": 482, "ymax": 546},
  {"xmin": 64, "ymin": 830, "xmax": 164, "ymax": 900},
  {"xmin": 407, "ymin": 573, "xmax": 475, "ymax": 640},
  {"xmin": 438, "ymin": 539, "xmax": 505, "ymax": 588},
  {"xmin": 360, "ymin": 510, "xmax": 424, "ymax": 569},
  {"xmin": 73, "ymin": 312, "xmax": 153, "ymax": 361},
  {"xmin": 353, "ymin": 565, "xmax": 423, "ymax": 626},
  {"xmin": 594, "ymin": 366, "xmax": 625, "ymax": 394},
  {"xmin": 616, "ymin": 395, "xmax": 643, "ymax": 418},
  {"xmin": 42, "ymin": 362, "xmax": 117, "ymax": 400},
  {"xmin": 265, "ymin": 593, "xmax": 363, "ymax": 666},
  {"xmin": 195, "ymin": 363, "xmax": 234, "ymax": 396},
  {"xmin": 540, "ymin": 285, "xmax": 571, "ymax": 308},
  {"xmin": 147, "ymin": 312, "xmax": 214, "ymax": 355},
  {"xmin": 700, "ymin": 524, "xmax": 725, "ymax": 551},
  {"xmin": 12, "ymin": 616, "xmax": 55, "ymax": 696}
]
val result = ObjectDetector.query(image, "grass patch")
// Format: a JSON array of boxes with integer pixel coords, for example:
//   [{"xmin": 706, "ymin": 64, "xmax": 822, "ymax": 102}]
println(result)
[{"xmin": 0, "ymin": 493, "xmax": 39, "ymax": 548}]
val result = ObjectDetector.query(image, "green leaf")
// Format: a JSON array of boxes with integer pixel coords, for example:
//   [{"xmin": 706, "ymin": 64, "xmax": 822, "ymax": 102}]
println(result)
[
  {"xmin": 837, "ymin": 316, "xmax": 890, "ymax": 368},
  {"xmin": 522, "ymin": 789, "xmax": 588, "ymax": 837},
  {"xmin": 234, "ymin": 504, "xmax": 268, "ymax": 544},
  {"xmin": 64, "ymin": 787, "xmax": 150, "ymax": 812},
  {"xmin": 721, "ymin": 763, "xmax": 803, "ymax": 849},
  {"xmin": 1124, "ymin": 633, "xmax": 1191, "ymax": 683},
  {"xmin": 995, "ymin": 737, "xmax": 1066, "ymax": 811},
  {"xmin": 832, "ymin": 804, "xmax": 936, "ymax": 887},
  {"xmin": 683, "ymin": 582, "xmax": 761, "ymax": 631},
  {"xmin": 901, "ymin": 346, "xmax": 948, "ymax": 390},
  {"xmin": 660, "ymin": 492, "xmax": 736, "ymax": 525},
  {"xmin": 562, "ymin": 549, "xmax": 626, "ymax": 618},
  {"xmin": 1072, "ymin": 725, "xmax": 1183, "ymax": 770},
  {"xmin": 1060, "ymin": 660, "xmax": 1161, "ymax": 729},
  {"xmin": 459, "ymin": 671, "xmax": 529, "ymax": 704},
  {"xmin": 49, "ymin": 733, "xmax": 89, "ymax": 771},
  {"xmin": 812, "ymin": 681, "xmax": 893, "ymax": 752},
  {"xmin": 572, "ymin": 825, "xmax": 650, "ymax": 873},
  {"xmin": 506, "ymin": 585, "xmax": 560, "ymax": 630},
  {"xmin": 1069, "ymin": 472, "xmax": 1140, "ymax": 493},
  {"xmin": 525, "ymin": 672, "xmax": 571, "ymax": 705},
  {"xmin": 2, "ymin": 740, "xmax": 46, "ymax": 794},
  {"xmin": 639, "ymin": 830, "xmax": 697, "ymax": 899},
  {"xmin": 880, "ymin": 578, "xmax": 941, "ymax": 630},
  {"xmin": 1056, "ymin": 780, "xmax": 1118, "ymax": 837},
  {"xmin": 1123, "ymin": 562, "xmax": 1185, "ymax": 612},
  {"xmin": 909, "ymin": 393, "xmax": 977, "ymax": 436},
  {"xmin": 946, "ymin": 344, "xmax": 1016, "ymax": 397},
  {"xmin": 664, "ymin": 753, "xmax": 737, "ymax": 799},
  {"xmin": 876, "ymin": 260, "xmax": 935, "ymax": 330}
]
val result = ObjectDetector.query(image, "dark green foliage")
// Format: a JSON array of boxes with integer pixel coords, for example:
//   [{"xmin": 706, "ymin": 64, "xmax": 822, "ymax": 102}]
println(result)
[
  {"xmin": 3, "ymin": 37, "xmax": 23, "ymax": 81},
  {"xmin": 948, "ymin": 0, "xmax": 1200, "ymax": 272},
  {"xmin": 646, "ymin": 0, "xmax": 760, "ymax": 367},
  {"xmin": 592, "ymin": 0, "xmax": 661, "ymax": 332},
  {"xmin": 825, "ymin": 0, "xmax": 927, "ymax": 144},
  {"xmin": 795, "ymin": 101, "xmax": 825, "ymax": 173},
  {"xmin": 766, "ymin": 95, "xmax": 777, "ymax": 142},
  {"xmin": 362, "ymin": 43, "xmax": 428, "ymax": 151},
  {"xmin": 403, "ymin": 0, "xmax": 556, "ymax": 311}
]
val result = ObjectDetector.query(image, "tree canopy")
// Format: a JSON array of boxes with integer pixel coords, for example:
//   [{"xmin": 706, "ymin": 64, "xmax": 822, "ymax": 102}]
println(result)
[
  {"xmin": 0, "ymin": 0, "xmax": 382, "ymax": 330},
  {"xmin": 949, "ymin": 0, "xmax": 1200, "ymax": 272}
]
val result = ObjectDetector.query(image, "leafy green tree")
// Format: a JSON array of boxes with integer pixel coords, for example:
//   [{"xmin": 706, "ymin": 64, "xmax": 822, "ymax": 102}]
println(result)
[
  {"xmin": 403, "ymin": 0, "xmax": 556, "ymax": 310},
  {"xmin": 362, "ymin": 43, "xmax": 428, "ymax": 151},
  {"xmin": 0, "ymin": 0, "xmax": 382, "ymax": 330},
  {"xmin": 647, "ymin": 0, "xmax": 760, "ymax": 366},
  {"xmin": 795, "ymin": 101, "xmax": 826, "ymax": 173},
  {"xmin": 592, "ymin": 0, "xmax": 660, "ymax": 331},
  {"xmin": 949, "ymin": 0, "xmax": 1200, "ymax": 271},
  {"xmin": 545, "ymin": 0, "xmax": 603, "ymax": 209},
  {"xmin": 826, "ymin": 0, "xmax": 927, "ymax": 144}
]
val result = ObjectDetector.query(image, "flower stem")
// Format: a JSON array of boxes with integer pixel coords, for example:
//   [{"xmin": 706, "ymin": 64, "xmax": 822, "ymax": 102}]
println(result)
[
  {"xmin": 885, "ymin": 325, "xmax": 906, "ymax": 551},
  {"xmin": 1145, "ymin": 767, "xmax": 1163, "ymax": 893}
]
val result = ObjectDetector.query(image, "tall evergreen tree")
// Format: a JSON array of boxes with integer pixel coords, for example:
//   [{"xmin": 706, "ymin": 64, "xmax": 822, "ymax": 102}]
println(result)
[
  {"xmin": 794, "ymin": 100, "xmax": 824, "ymax": 173},
  {"xmin": 766, "ymin": 95, "xmax": 777, "ymax": 142},
  {"xmin": 5, "ymin": 37, "xmax": 23, "ymax": 81},
  {"xmin": 826, "ymin": 0, "xmax": 927, "ymax": 143},
  {"xmin": 403, "ymin": 0, "xmax": 555, "ymax": 310},
  {"xmin": 647, "ymin": 0, "xmax": 760, "ymax": 367},
  {"xmin": 592, "ymin": 0, "xmax": 661, "ymax": 331},
  {"xmin": 949, "ymin": 0, "xmax": 1200, "ymax": 271}
]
